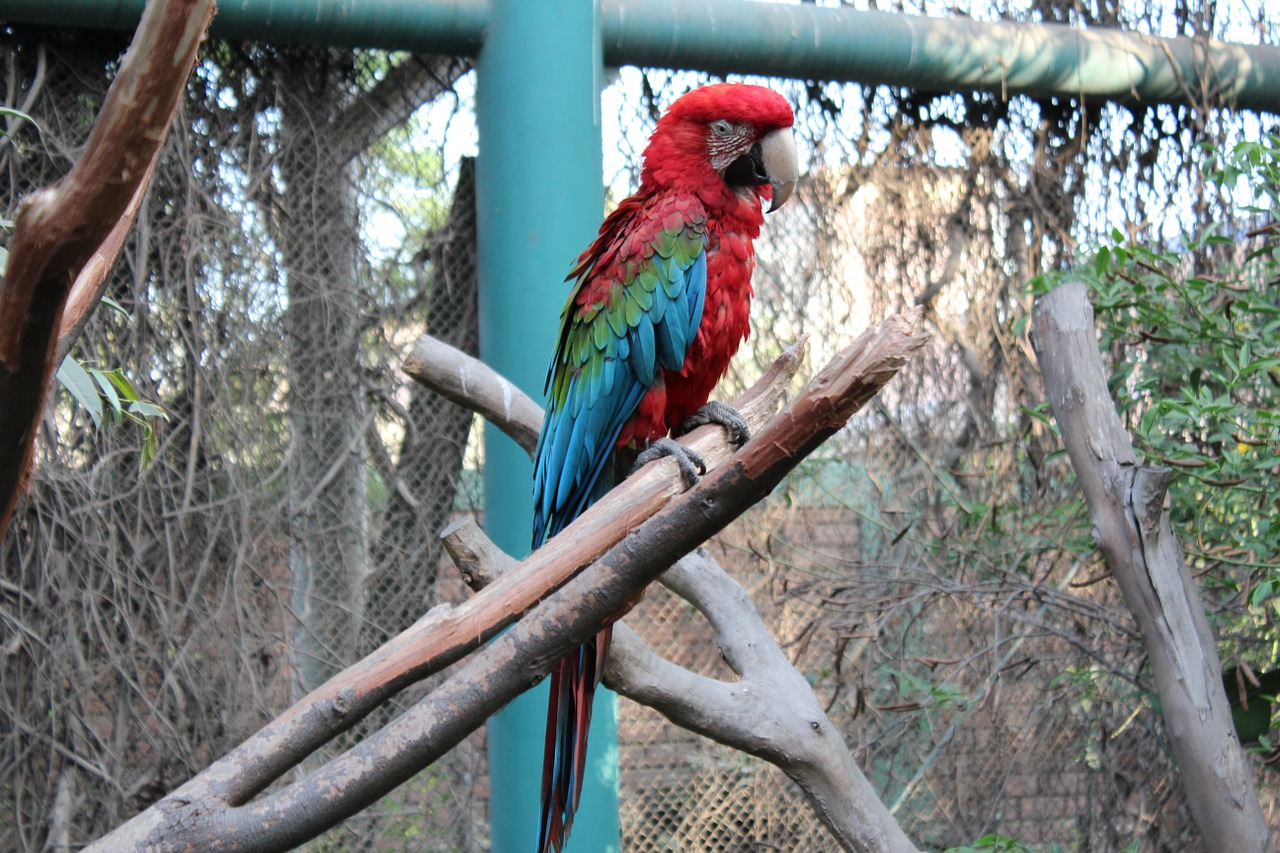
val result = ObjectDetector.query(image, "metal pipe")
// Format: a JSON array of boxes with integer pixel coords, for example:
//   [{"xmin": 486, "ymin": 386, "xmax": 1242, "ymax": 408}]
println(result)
[
  {"xmin": 602, "ymin": 0, "xmax": 1280, "ymax": 114},
  {"xmin": 475, "ymin": 1, "xmax": 618, "ymax": 850},
  {"xmin": 0, "ymin": 0, "xmax": 488, "ymax": 55},
  {"xmin": 3, "ymin": 0, "xmax": 1278, "ymax": 113}
]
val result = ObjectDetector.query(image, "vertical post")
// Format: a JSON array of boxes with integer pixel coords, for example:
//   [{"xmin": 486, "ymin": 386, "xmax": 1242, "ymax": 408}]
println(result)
[{"xmin": 476, "ymin": 2, "xmax": 618, "ymax": 852}]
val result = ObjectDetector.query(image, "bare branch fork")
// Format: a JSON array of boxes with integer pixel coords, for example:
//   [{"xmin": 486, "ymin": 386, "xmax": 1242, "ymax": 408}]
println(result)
[
  {"xmin": 90, "ymin": 309, "xmax": 927, "ymax": 851},
  {"xmin": 445, "ymin": 520, "xmax": 918, "ymax": 853},
  {"xmin": 1031, "ymin": 282, "xmax": 1271, "ymax": 851},
  {"xmin": 432, "ymin": 330, "xmax": 922, "ymax": 853}
]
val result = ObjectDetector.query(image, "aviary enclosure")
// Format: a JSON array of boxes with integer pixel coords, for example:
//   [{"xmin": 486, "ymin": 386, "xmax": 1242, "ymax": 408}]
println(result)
[{"xmin": 1, "ymin": 0, "xmax": 1278, "ymax": 850}]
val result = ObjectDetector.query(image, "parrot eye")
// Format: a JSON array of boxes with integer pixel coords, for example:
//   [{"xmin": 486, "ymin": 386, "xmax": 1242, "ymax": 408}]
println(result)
[{"xmin": 710, "ymin": 120, "xmax": 735, "ymax": 138}]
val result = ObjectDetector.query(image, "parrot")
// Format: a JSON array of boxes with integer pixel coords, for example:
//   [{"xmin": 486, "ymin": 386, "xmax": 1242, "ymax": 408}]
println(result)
[{"xmin": 530, "ymin": 82, "xmax": 798, "ymax": 853}]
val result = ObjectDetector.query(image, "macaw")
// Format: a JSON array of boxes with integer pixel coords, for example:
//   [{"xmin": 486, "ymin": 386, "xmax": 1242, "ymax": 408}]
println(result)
[{"xmin": 531, "ymin": 82, "xmax": 798, "ymax": 853}]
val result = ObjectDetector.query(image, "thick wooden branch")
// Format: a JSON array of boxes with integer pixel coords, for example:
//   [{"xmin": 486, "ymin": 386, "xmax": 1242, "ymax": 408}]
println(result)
[
  {"xmin": 402, "ymin": 330, "xmax": 806, "ymax": 461},
  {"xmin": 90, "ymin": 311, "xmax": 926, "ymax": 850},
  {"xmin": 402, "ymin": 332, "xmax": 545, "ymax": 455},
  {"xmin": 1031, "ymin": 281, "xmax": 1269, "ymax": 851},
  {"xmin": 444, "ymin": 518, "xmax": 918, "ymax": 853},
  {"xmin": 56, "ymin": 152, "xmax": 161, "ymax": 364},
  {"xmin": 0, "ymin": 0, "xmax": 214, "ymax": 534}
]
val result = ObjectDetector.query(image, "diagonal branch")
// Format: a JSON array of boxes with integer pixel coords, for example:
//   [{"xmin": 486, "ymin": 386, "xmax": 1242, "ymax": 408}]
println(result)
[
  {"xmin": 55, "ymin": 150, "xmax": 160, "ymax": 364},
  {"xmin": 88, "ymin": 310, "xmax": 927, "ymax": 851},
  {"xmin": 444, "ymin": 519, "xmax": 919, "ymax": 853},
  {"xmin": 0, "ymin": 0, "xmax": 215, "ymax": 534},
  {"xmin": 1031, "ymin": 281, "xmax": 1270, "ymax": 851},
  {"xmin": 329, "ymin": 54, "xmax": 471, "ymax": 166}
]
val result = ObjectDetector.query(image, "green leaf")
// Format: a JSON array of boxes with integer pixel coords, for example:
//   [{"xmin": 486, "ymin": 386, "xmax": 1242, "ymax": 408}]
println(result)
[
  {"xmin": 104, "ymin": 368, "xmax": 144, "ymax": 403},
  {"xmin": 100, "ymin": 296, "xmax": 131, "ymax": 319},
  {"xmin": 90, "ymin": 366, "xmax": 123, "ymax": 417},
  {"xmin": 56, "ymin": 356, "xmax": 103, "ymax": 427},
  {"xmin": 0, "ymin": 106, "xmax": 36, "ymax": 138},
  {"xmin": 127, "ymin": 400, "xmax": 169, "ymax": 420}
]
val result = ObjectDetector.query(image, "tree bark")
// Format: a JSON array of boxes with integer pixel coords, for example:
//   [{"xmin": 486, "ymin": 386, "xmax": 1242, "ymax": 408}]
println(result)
[
  {"xmin": 87, "ymin": 310, "xmax": 928, "ymax": 851},
  {"xmin": 364, "ymin": 156, "xmax": 480, "ymax": 651},
  {"xmin": 1031, "ymin": 281, "xmax": 1270, "ymax": 852},
  {"xmin": 272, "ymin": 49, "xmax": 473, "ymax": 696},
  {"xmin": 444, "ymin": 518, "xmax": 919, "ymax": 853},
  {"xmin": 402, "ymin": 323, "xmax": 544, "ymax": 456},
  {"xmin": 0, "ymin": 0, "xmax": 214, "ymax": 534},
  {"xmin": 276, "ymin": 49, "xmax": 372, "ymax": 698}
]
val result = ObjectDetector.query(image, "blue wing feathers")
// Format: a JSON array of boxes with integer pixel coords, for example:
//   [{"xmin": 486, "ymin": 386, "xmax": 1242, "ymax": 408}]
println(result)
[
  {"xmin": 689, "ymin": 252, "xmax": 707, "ymax": 333},
  {"xmin": 532, "ymin": 218, "xmax": 709, "ymax": 853},
  {"xmin": 533, "ymin": 225, "xmax": 708, "ymax": 549},
  {"xmin": 632, "ymin": 320, "xmax": 656, "ymax": 385}
]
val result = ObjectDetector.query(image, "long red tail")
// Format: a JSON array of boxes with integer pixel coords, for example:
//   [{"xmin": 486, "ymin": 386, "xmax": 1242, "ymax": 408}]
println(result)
[{"xmin": 537, "ymin": 626, "xmax": 612, "ymax": 853}]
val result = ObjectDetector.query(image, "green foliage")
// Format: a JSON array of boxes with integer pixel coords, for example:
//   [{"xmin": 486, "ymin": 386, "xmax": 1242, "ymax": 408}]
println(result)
[
  {"xmin": 1222, "ymin": 666, "xmax": 1280, "ymax": 745},
  {"xmin": 883, "ymin": 666, "xmax": 976, "ymax": 715},
  {"xmin": 1051, "ymin": 133, "xmax": 1280, "ymax": 611},
  {"xmin": 56, "ymin": 356, "xmax": 169, "ymax": 470},
  {"xmin": 947, "ymin": 836, "xmax": 1137, "ymax": 853},
  {"xmin": 0, "ymin": 105, "xmax": 34, "ymax": 129},
  {"xmin": 1026, "ymin": 132, "xmax": 1280, "ymax": 745}
]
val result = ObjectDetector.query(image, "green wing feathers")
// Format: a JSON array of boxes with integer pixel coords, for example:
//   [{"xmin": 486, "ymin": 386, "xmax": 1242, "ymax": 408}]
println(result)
[{"xmin": 532, "ymin": 207, "xmax": 708, "ymax": 548}]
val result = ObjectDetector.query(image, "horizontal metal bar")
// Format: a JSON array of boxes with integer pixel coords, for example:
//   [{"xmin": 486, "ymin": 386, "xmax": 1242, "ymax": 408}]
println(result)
[
  {"xmin": 2, "ymin": 0, "xmax": 1276, "ymax": 112},
  {"xmin": 601, "ymin": 0, "xmax": 1280, "ymax": 114}
]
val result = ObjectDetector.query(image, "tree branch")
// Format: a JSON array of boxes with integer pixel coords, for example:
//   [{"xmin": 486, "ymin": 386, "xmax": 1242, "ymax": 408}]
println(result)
[
  {"xmin": 443, "ymin": 518, "xmax": 919, "ymax": 853},
  {"xmin": 55, "ymin": 150, "xmax": 160, "ymax": 364},
  {"xmin": 1031, "ymin": 281, "xmax": 1270, "ymax": 851},
  {"xmin": 329, "ymin": 55, "xmax": 471, "ymax": 166},
  {"xmin": 402, "ymin": 331, "xmax": 544, "ymax": 456},
  {"xmin": 402, "ymin": 330, "xmax": 807, "ymax": 460},
  {"xmin": 0, "ymin": 0, "xmax": 214, "ymax": 534},
  {"xmin": 89, "ymin": 310, "xmax": 927, "ymax": 850}
]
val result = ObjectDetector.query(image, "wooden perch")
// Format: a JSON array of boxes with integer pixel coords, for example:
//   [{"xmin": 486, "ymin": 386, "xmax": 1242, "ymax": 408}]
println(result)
[
  {"xmin": 1031, "ymin": 282, "xmax": 1270, "ymax": 851},
  {"xmin": 90, "ymin": 310, "xmax": 926, "ymax": 851},
  {"xmin": 54, "ymin": 155, "xmax": 161, "ymax": 365},
  {"xmin": 443, "ymin": 517, "xmax": 919, "ymax": 853},
  {"xmin": 403, "ymin": 332, "xmax": 545, "ymax": 455},
  {"xmin": 0, "ymin": 0, "xmax": 214, "ymax": 534}
]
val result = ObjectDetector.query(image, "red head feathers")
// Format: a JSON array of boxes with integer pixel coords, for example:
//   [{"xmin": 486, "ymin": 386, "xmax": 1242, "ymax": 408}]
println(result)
[{"xmin": 639, "ymin": 83, "xmax": 798, "ymax": 213}]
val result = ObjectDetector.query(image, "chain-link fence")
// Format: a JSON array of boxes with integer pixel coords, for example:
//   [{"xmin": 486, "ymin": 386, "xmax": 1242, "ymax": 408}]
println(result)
[{"xmin": 3, "ymin": 2, "xmax": 1279, "ymax": 850}]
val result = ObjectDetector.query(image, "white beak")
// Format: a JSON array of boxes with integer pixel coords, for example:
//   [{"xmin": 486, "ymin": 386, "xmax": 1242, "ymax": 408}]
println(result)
[{"xmin": 760, "ymin": 128, "xmax": 799, "ymax": 213}]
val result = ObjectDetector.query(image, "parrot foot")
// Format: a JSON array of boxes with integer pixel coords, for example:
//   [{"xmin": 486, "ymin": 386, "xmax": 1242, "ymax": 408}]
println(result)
[
  {"xmin": 629, "ymin": 437, "xmax": 706, "ymax": 488},
  {"xmin": 676, "ymin": 401, "xmax": 751, "ymax": 447}
]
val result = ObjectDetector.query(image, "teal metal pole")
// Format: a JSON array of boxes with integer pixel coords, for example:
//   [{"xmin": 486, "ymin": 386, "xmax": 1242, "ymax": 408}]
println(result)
[
  {"xmin": 475, "ymin": 2, "xmax": 616, "ymax": 852},
  {"xmin": 601, "ymin": 0, "xmax": 1280, "ymax": 115},
  {"xmin": 0, "ymin": 0, "xmax": 488, "ymax": 54},
  {"xmin": 5, "ymin": 0, "xmax": 1280, "ymax": 113}
]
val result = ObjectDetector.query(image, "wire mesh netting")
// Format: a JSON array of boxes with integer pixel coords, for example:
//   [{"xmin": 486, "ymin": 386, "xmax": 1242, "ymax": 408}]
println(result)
[{"xmin": 2, "ymin": 1, "xmax": 1280, "ymax": 850}]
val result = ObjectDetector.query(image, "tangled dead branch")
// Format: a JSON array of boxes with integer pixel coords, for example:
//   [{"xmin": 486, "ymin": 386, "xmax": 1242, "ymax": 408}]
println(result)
[{"xmin": 86, "ymin": 310, "xmax": 927, "ymax": 851}]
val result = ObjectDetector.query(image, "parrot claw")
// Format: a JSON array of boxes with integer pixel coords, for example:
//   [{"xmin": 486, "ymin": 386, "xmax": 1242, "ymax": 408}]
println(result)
[
  {"xmin": 629, "ymin": 437, "xmax": 706, "ymax": 488},
  {"xmin": 676, "ymin": 401, "xmax": 751, "ymax": 447}
]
